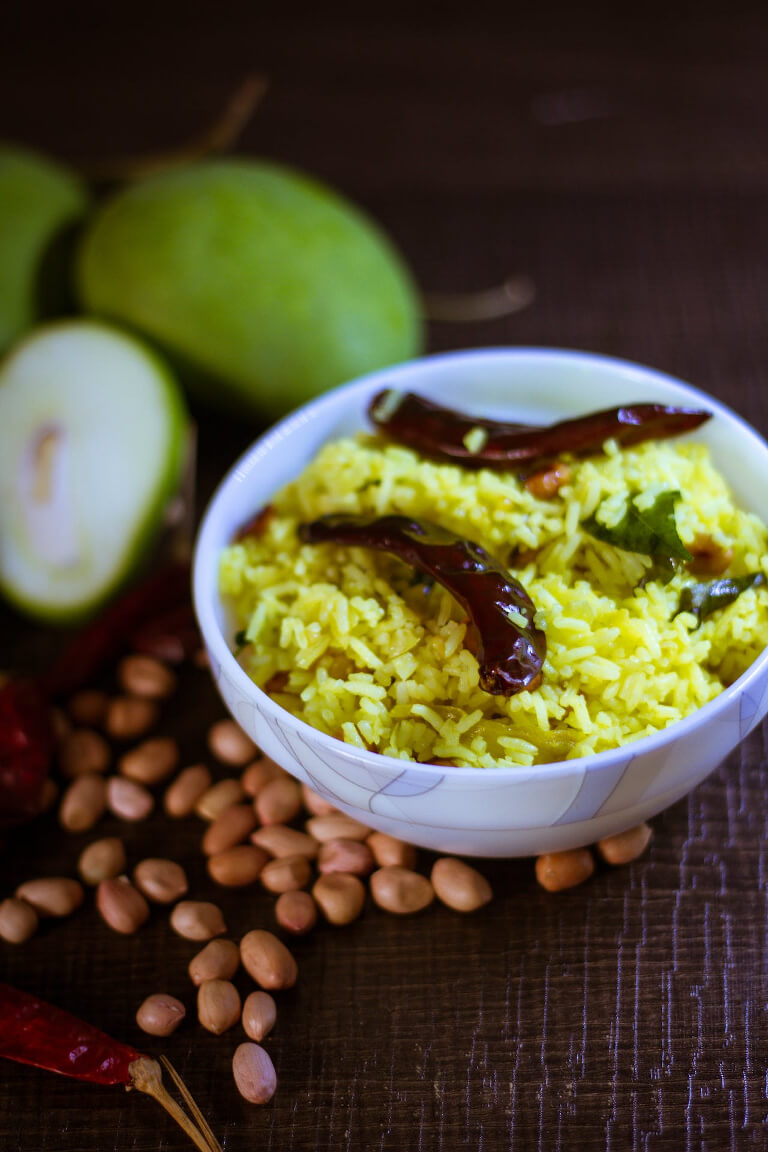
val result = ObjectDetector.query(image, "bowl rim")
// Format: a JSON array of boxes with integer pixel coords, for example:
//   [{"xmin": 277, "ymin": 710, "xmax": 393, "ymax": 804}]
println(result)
[{"xmin": 193, "ymin": 345, "xmax": 768, "ymax": 782}]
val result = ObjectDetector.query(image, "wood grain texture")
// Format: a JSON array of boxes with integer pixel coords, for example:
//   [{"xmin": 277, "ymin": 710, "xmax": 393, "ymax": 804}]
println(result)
[{"xmin": 1, "ymin": 6, "xmax": 768, "ymax": 1150}]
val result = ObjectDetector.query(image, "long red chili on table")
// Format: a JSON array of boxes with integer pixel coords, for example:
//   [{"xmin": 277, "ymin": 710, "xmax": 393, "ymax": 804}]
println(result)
[
  {"xmin": 0, "ymin": 981, "xmax": 141, "ymax": 1085},
  {"xmin": 368, "ymin": 390, "xmax": 712, "ymax": 469},
  {"xmin": 0, "ymin": 983, "xmax": 221, "ymax": 1150},
  {"xmin": 298, "ymin": 514, "xmax": 545, "ymax": 695}
]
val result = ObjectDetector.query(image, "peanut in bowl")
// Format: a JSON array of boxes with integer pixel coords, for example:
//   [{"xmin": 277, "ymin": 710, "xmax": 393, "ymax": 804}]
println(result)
[{"xmin": 192, "ymin": 348, "xmax": 768, "ymax": 857}]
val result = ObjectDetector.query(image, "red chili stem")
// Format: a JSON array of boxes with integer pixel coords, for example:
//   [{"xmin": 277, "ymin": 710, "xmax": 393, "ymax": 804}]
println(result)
[
  {"xmin": 368, "ymin": 390, "xmax": 712, "ymax": 469},
  {"xmin": 0, "ymin": 985, "xmax": 222, "ymax": 1150},
  {"xmin": 298, "ymin": 513, "xmax": 545, "ymax": 696},
  {"xmin": 0, "ymin": 983, "xmax": 142, "ymax": 1086}
]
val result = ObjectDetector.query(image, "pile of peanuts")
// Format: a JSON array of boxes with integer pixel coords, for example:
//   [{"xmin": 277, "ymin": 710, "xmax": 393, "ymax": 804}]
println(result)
[{"xmin": 0, "ymin": 650, "xmax": 653, "ymax": 1104}]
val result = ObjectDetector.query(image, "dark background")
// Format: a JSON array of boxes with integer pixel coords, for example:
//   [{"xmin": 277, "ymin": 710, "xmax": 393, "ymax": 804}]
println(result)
[{"xmin": 2, "ymin": 6, "xmax": 768, "ymax": 1150}]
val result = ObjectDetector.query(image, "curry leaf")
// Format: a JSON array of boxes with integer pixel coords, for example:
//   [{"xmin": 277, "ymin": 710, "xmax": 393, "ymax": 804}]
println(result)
[
  {"xmin": 582, "ymin": 490, "xmax": 692, "ymax": 584},
  {"xmin": 673, "ymin": 572, "xmax": 766, "ymax": 627}
]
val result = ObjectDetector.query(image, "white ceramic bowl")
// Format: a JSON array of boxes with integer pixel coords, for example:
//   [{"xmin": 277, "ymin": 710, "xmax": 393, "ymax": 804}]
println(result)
[{"xmin": 193, "ymin": 348, "xmax": 768, "ymax": 856}]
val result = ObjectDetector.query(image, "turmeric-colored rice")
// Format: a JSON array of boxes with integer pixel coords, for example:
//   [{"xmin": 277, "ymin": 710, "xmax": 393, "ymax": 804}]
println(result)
[{"xmin": 219, "ymin": 432, "xmax": 768, "ymax": 768}]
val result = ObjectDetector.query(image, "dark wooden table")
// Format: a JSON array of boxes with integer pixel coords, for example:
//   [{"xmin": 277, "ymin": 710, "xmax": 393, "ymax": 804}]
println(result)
[{"xmin": 3, "ymin": 7, "xmax": 768, "ymax": 1150}]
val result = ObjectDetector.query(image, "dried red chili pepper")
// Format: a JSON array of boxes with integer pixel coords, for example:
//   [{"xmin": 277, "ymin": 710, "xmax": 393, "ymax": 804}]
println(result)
[
  {"xmin": 0, "ymin": 982, "xmax": 142, "ymax": 1085},
  {"xmin": 368, "ymin": 390, "xmax": 711, "ymax": 469},
  {"xmin": 298, "ymin": 514, "xmax": 545, "ymax": 695},
  {"xmin": 0, "ymin": 680, "xmax": 53, "ymax": 826},
  {"xmin": 0, "ymin": 983, "xmax": 221, "ymax": 1150}
]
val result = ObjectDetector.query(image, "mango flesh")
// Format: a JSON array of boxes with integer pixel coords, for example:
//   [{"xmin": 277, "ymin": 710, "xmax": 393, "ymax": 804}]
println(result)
[
  {"xmin": 0, "ymin": 320, "xmax": 188, "ymax": 622},
  {"xmin": 76, "ymin": 160, "xmax": 422, "ymax": 421},
  {"xmin": 0, "ymin": 145, "xmax": 88, "ymax": 353}
]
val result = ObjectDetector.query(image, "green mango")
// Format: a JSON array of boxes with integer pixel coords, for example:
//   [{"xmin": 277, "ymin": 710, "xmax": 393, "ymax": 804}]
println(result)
[
  {"xmin": 0, "ymin": 145, "xmax": 88, "ymax": 352},
  {"xmin": 76, "ymin": 159, "xmax": 423, "ymax": 421},
  {"xmin": 0, "ymin": 320, "xmax": 189, "ymax": 622}
]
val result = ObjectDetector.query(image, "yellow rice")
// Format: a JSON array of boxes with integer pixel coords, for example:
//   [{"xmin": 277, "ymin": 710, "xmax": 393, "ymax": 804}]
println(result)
[{"xmin": 219, "ymin": 433, "xmax": 768, "ymax": 768}]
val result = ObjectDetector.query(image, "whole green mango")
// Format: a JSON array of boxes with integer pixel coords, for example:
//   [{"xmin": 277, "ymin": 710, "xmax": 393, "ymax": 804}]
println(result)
[
  {"xmin": 0, "ymin": 145, "xmax": 88, "ymax": 352},
  {"xmin": 77, "ymin": 160, "xmax": 423, "ymax": 420}
]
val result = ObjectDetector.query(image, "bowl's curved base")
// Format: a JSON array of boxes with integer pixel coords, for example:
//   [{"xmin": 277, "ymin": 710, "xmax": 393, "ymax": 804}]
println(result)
[{"xmin": 324, "ymin": 777, "xmax": 697, "ymax": 858}]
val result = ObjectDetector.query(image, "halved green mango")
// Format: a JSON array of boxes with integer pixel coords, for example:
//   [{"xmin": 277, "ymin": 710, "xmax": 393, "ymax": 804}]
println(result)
[{"xmin": 0, "ymin": 320, "xmax": 189, "ymax": 621}]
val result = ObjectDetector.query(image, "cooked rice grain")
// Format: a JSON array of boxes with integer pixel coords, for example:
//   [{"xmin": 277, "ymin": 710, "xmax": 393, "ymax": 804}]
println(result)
[{"xmin": 220, "ymin": 435, "xmax": 768, "ymax": 767}]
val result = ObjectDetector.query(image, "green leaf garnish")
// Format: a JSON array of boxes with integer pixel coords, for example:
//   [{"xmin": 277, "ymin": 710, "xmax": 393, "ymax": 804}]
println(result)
[
  {"xmin": 673, "ymin": 572, "xmax": 766, "ymax": 627},
  {"xmin": 582, "ymin": 490, "xmax": 693, "ymax": 585},
  {"xmin": 233, "ymin": 628, "xmax": 248, "ymax": 656}
]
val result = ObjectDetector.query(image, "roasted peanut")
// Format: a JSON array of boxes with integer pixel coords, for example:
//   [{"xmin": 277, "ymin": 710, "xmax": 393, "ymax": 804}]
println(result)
[
  {"xmin": 524, "ymin": 462, "xmax": 572, "ymax": 500},
  {"xmin": 263, "ymin": 668, "xmax": 289, "ymax": 692},
  {"xmin": 106, "ymin": 776, "xmax": 154, "ymax": 821},
  {"xmin": 118, "ymin": 654, "xmax": 177, "ymax": 699},
  {"xmin": 16, "ymin": 877, "xmax": 84, "ymax": 917},
  {"xmin": 260, "ymin": 854, "xmax": 312, "ymax": 894},
  {"xmin": 67, "ymin": 690, "xmax": 108, "ymax": 727},
  {"xmin": 136, "ymin": 993, "xmax": 186, "ymax": 1036},
  {"xmin": 194, "ymin": 778, "xmax": 244, "ymax": 821},
  {"xmin": 240, "ymin": 929, "xmax": 297, "ymax": 989},
  {"xmin": 305, "ymin": 813, "xmax": 371, "ymax": 843},
  {"xmin": 201, "ymin": 804, "xmax": 257, "ymax": 856},
  {"xmin": 59, "ymin": 774, "xmax": 107, "ymax": 832},
  {"xmin": 197, "ymin": 979, "xmax": 241, "ymax": 1034},
  {"xmin": 0, "ymin": 897, "xmax": 38, "ymax": 943},
  {"xmin": 317, "ymin": 838, "xmax": 374, "ymax": 877},
  {"xmin": 312, "ymin": 873, "xmax": 366, "ymax": 925},
  {"xmin": 188, "ymin": 939, "xmax": 240, "ymax": 986},
  {"xmin": 687, "ymin": 533, "xmax": 734, "ymax": 576},
  {"xmin": 78, "ymin": 837, "xmax": 127, "ymax": 886},
  {"xmin": 241, "ymin": 758, "xmax": 286, "ymax": 797},
  {"xmin": 207, "ymin": 719, "xmax": 258, "ymax": 766},
  {"xmin": 430, "ymin": 857, "xmax": 492, "ymax": 912},
  {"xmin": 242, "ymin": 990, "xmax": 277, "ymax": 1042},
  {"xmin": 508, "ymin": 545, "xmax": 539, "ymax": 570},
  {"xmin": 369, "ymin": 867, "xmax": 434, "ymax": 915},
  {"xmin": 133, "ymin": 858, "xmax": 189, "ymax": 904},
  {"xmin": 232, "ymin": 1042, "xmax": 277, "ymax": 1105},
  {"xmin": 119, "ymin": 737, "xmax": 179, "ymax": 786},
  {"xmin": 596, "ymin": 823, "xmax": 653, "ymax": 866},
  {"xmin": 164, "ymin": 764, "xmax": 212, "ymax": 817},
  {"xmin": 301, "ymin": 783, "xmax": 338, "ymax": 816},
  {"xmin": 58, "ymin": 728, "xmax": 111, "ymax": 778},
  {"xmin": 104, "ymin": 696, "xmax": 159, "ymax": 740},
  {"xmin": 250, "ymin": 824, "xmax": 319, "ymax": 860},
  {"xmin": 255, "ymin": 776, "xmax": 303, "ymax": 826},
  {"xmin": 170, "ymin": 900, "xmax": 226, "ymax": 941},
  {"xmin": 207, "ymin": 845, "xmax": 269, "ymax": 888},
  {"xmin": 535, "ymin": 848, "xmax": 595, "ymax": 892},
  {"xmin": 96, "ymin": 877, "xmax": 150, "ymax": 934},
  {"xmin": 366, "ymin": 832, "xmax": 418, "ymax": 870},
  {"xmin": 274, "ymin": 890, "xmax": 318, "ymax": 935}
]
